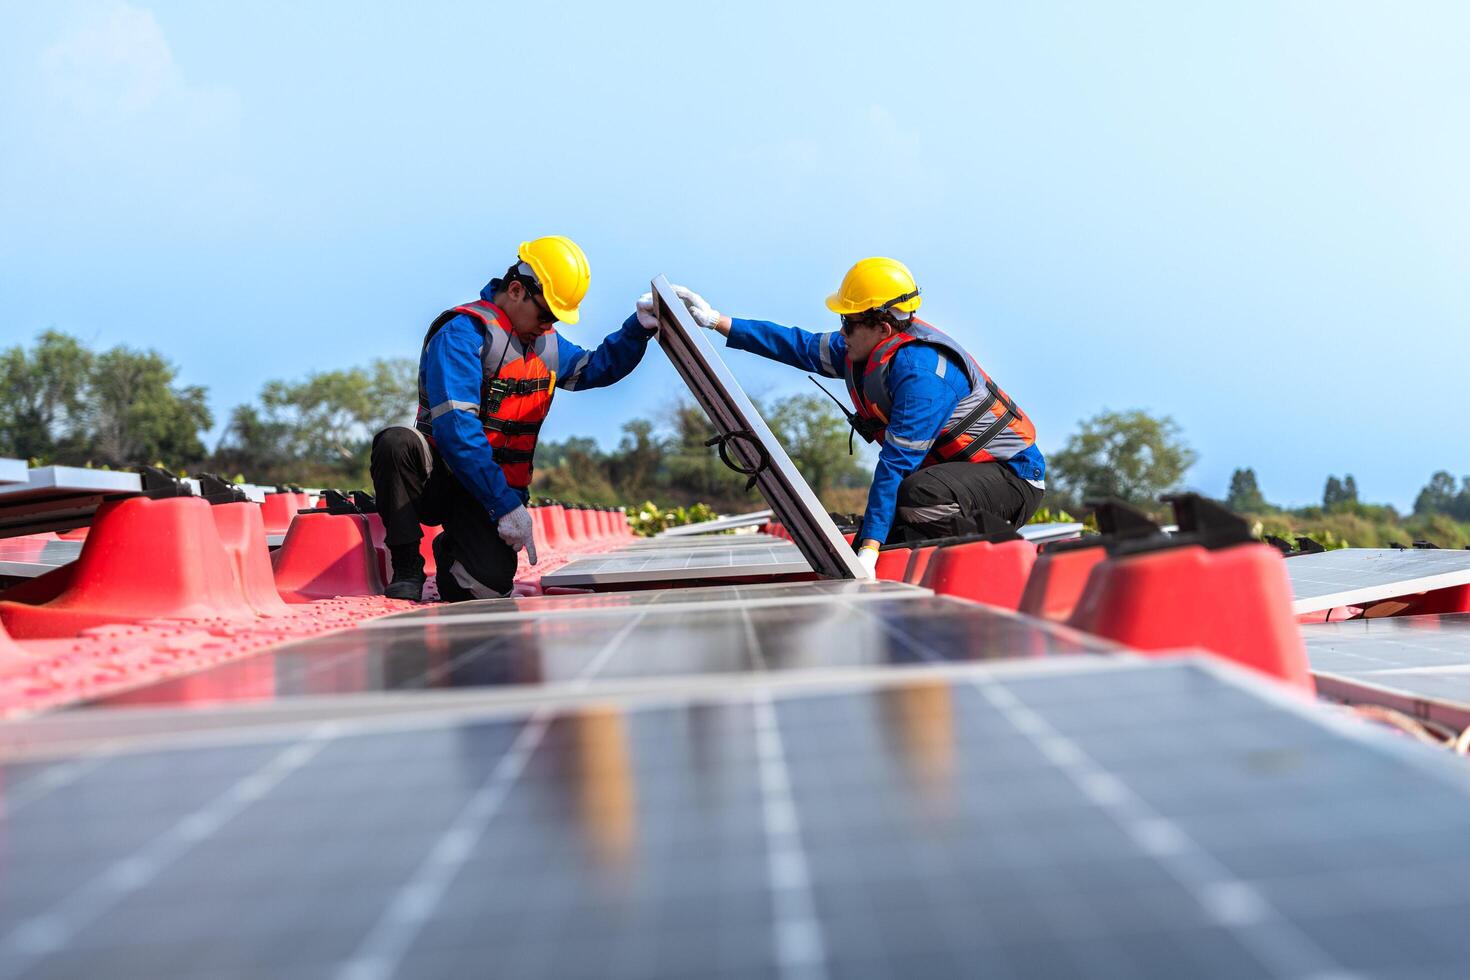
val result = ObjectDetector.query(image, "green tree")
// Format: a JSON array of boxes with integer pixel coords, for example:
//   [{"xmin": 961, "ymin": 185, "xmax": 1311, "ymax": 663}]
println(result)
[
  {"xmin": 1323, "ymin": 473, "xmax": 1360, "ymax": 510},
  {"xmin": 0, "ymin": 331, "xmax": 94, "ymax": 461},
  {"xmin": 535, "ymin": 436, "xmax": 618, "ymax": 503},
  {"xmin": 605, "ymin": 419, "xmax": 664, "ymax": 499},
  {"xmin": 662, "ymin": 402, "xmax": 754, "ymax": 510},
  {"xmin": 1414, "ymin": 471, "xmax": 1470, "ymax": 520},
  {"xmin": 213, "ymin": 358, "xmax": 415, "ymax": 486},
  {"xmin": 764, "ymin": 393, "xmax": 870, "ymax": 497},
  {"xmin": 86, "ymin": 346, "xmax": 213, "ymax": 467},
  {"xmin": 1049, "ymin": 409, "xmax": 1197, "ymax": 508},
  {"xmin": 1225, "ymin": 467, "xmax": 1269, "ymax": 512}
]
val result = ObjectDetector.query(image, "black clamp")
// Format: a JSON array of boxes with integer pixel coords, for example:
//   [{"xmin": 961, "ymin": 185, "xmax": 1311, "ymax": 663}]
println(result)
[
  {"xmin": 196, "ymin": 473, "xmax": 248, "ymax": 504},
  {"xmin": 705, "ymin": 429, "xmax": 770, "ymax": 492}
]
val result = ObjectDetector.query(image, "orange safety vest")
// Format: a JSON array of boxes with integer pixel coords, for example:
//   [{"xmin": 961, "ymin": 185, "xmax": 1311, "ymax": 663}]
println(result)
[
  {"xmin": 842, "ymin": 320, "xmax": 1037, "ymax": 466},
  {"xmin": 415, "ymin": 300, "xmax": 560, "ymax": 489}
]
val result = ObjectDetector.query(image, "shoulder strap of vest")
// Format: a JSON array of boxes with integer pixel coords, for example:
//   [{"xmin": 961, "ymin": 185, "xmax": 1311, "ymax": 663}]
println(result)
[
  {"xmin": 866, "ymin": 331, "xmax": 914, "ymax": 374},
  {"xmin": 426, "ymin": 299, "xmax": 508, "ymax": 343}
]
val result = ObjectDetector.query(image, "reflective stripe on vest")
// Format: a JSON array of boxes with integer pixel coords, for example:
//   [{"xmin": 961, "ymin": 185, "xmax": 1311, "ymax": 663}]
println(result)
[
  {"xmin": 414, "ymin": 300, "xmax": 559, "ymax": 489},
  {"xmin": 841, "ymin": 319, "xmax": 1036, "ymax": 468}
]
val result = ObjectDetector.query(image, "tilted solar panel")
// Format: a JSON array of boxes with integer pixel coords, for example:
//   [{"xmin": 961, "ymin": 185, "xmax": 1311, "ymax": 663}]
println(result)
[
  {"xmin": 1304, "ymin": 612, "xmax": 1470, "ymax": 730},
  {"xmin": 652, "ymin": 275, "xmax": 865, "ymax": 581},
  {"xmin": 1288, "ymin": 548, "xmax": 1470, "ymax": 614}
]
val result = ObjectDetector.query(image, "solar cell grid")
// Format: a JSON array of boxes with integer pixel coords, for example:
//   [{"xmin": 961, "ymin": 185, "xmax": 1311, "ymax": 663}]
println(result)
[
  {"xmin": 7, "ymin": 658, "xmax": 1470, "ymax": 978},
  {"xmin": 540, "ymin": 541, "xmax": 812, "ymax": 588},
  {"xmin": 85, "ymin": 594, "xmax": 1118, "ymax": 711},
  {"xmin": 0, "ymin": 539, "xmax": 83, "ymax": 578},
  {"xmin": 1304, "ymin": 612, "xmax": 1470, "ymax": 729},
  {"xmin": 621, "ymin": 532, "xmax": 779, "ymax": 550},
  {"xmin": 369, "ymin": 579, "xmax": 925, "ymax": 625},
  {"xmin": 1288, "ymin": 548, "xmax": 1470, "ymax": 614}
]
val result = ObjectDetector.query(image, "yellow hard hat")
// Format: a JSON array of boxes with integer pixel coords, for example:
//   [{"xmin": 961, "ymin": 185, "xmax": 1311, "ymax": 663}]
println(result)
[
  {"xmin": 517, "ymin": 235, "xmax": 590, "ymax": 324},
  {"xmin": 825, "ymin": 257, "xmax": 922, "ymax": 316}
]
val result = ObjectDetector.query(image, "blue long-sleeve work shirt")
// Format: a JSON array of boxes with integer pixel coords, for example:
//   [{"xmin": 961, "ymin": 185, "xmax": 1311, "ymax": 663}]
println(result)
[
  {"xmin": 727, "ymin": 317, "xmax": 1046, "ymax": 544},
  {"xmin": 423, "ymin": 282, "xmax": 655, "ymax": 520}
]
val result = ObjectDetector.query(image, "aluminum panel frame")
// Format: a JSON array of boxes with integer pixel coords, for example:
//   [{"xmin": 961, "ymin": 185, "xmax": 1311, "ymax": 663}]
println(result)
[{"xmin": 652, "ymin": 276, "xmax": 865, "ymax": 580}]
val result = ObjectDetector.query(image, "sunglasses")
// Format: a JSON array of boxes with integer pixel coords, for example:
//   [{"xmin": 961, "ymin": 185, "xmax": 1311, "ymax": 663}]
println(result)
[
  {"xmin": 515, "ymin": 276, "xmax": 558, "ymax": 325},
  {"xmin": 840, "ymin": 313, "xmax": 886, "ymax": 336}
]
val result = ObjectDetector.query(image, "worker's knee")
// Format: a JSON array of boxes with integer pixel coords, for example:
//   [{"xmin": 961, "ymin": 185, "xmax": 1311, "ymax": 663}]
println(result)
[{"xmin": 372, "ymin": 426, "xmax": 424, "ymax": 465}]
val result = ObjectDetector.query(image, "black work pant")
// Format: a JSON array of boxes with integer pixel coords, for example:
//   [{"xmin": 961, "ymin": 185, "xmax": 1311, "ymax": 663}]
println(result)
[
  {"xmin": 886, "ymin": 461, "xmax": 1045, "ymax": 544},
  {"xmin": 370, "ymin": 426, "xmax": 518, "ymax": 599}
]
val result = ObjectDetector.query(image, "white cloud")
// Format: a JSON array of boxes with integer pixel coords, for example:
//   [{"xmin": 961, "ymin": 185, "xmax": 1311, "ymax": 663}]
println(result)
[
  {"xmin": 41, "ymin": 1, "xmax": 177, "ymax": 117},
  {"xmin": 5, "ymin": 1, "xmax": 257, "ymax": 241}
]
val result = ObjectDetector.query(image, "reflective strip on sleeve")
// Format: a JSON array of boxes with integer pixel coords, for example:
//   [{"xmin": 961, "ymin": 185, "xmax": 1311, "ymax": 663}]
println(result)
[
  {"xmin": 560, "ymin": 351, "xmax": 589, "ymax": 390},
  {"xmin": 934, "ymin": 356, "xmax": 946, "ymax": 379},
  {"xmin": 428, "ymin": 399, "xmax": 480, "ymax": 420},
  {"xmin": 886, "ymin": 432, "xmax": 936, "ymax": 452},
  {"xmin": 818, "ymin": 333, "xmax": 836, "ymax": 376}
]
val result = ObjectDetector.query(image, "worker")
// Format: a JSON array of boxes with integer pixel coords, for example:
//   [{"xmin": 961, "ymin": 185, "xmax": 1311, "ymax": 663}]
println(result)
[
  {"xmin": 648, "ymin": 258, "xmax": 1044, "ymax": 573},
  {"xmin": 372, "ymin": 236, "xmax": 658, "ymax": 600}
]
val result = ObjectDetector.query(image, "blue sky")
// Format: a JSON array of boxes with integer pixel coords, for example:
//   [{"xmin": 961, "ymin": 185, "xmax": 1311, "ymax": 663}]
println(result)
[{"xmin": 2, "ymin": 2, "xmax": 1466, "ymax": 510}]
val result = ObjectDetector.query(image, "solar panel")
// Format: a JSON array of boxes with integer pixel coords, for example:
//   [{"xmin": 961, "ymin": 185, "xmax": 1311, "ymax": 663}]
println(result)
[
  {"xmin": 368, "ymin": 579, "xmax": 928, "ymax": 627},
  {"xmin": 0, "ymin": 458, "xmax": 26, "ymax": 486},
  {"xmin": 8, "ymin": 657, "xmax": 1470, "ymax": 978},
  {"xmin": 83, "ymin": 593, "xmax": 1117, "ymax": 712},
  {"xmin": 652, "ymin": 275, "xmax": 865, "ymax": 581},
  {"xmin": 1304, "ymin": 612, "xmax": 1470, "ymax": 730},
  {"xmin": 658, "ymin": 508, "xmax": 774, "ymax": 537},
  {"xmin": 620, "ymin": 532, "xmax": 780, "ymax": 550},
  {"xmin": 0, "ymin": 539, "xmax": 83, "ymax": 578},
  {"xmin": 1019, "ymin": 522, "xmax": 1085, "ymax": 543},
  {"xmin": 0, "ymin": 466, "xmax": 144, "ymax": 538},
  {"xmin": 1288, "ymin": 548, "xmax": 1470, "ymax": 614},
  {"xmin": 539, "ymin": 540, "xmax": 813, "ymax": 589}
]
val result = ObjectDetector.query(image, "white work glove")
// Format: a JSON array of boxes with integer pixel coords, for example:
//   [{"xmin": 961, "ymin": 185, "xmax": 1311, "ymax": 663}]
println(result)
[
  {"xmin": 857, "ymin": 544, "xmax": 879, "ymax": 576},
  {"xmin": 671, "ymin": 285, "xmax": 722, "ymax": 330},
  {"xmin": 635, "ymin": 292, "xmax": 659, "ymax": 331},
  {"xmin": 496, "ymin": 505, "xmax": 538, "ymax": 565}
]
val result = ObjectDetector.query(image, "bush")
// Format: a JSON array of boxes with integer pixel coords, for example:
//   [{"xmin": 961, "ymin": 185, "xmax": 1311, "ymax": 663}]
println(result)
[{"xmin": 627, "ymin": 501, "xmax": 721, "ymax": 537}]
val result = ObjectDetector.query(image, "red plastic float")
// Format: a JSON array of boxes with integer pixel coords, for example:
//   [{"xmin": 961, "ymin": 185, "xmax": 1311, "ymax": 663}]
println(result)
[
  {"xmin": 1019, "ymin": 500, "xmax": 1161, "ymax": 622},
  {"xmin": 211, "ymin": 502, "xmax": 293, "ymax": 616},
  {"xmin": 0, "ymin": 496, "xmax": 257, "ymax": 638},
  {"xmin": 272, "ymin": 512, "xmax": 385, "ymax": 603},
  {"xmin": 1065, "ymin": 495, "xmax": 1312, "ymax": 692},
  {"xmin": 260, "ymin": 492, "xmax": 301, "ymax": 535},
  {"xmin": 921, "ymin": 539, "xmax": 1036, "ymax": 609},
  {"xmin": 1018, "ymin": 546, "xmax": 1109, "ymax": 621}
]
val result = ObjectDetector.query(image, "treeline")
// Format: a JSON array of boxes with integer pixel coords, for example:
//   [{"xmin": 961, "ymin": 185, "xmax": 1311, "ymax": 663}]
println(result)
[
  {"xmin": 0, "ymin": 330, "xmax": 870, "ymax": 510},
  {"xmin": 4, "ymin": 330, "xmax": 1468, "ymax": 548},
  {"xmin": 0, "ymin": 331, "xmax": 212, "ymax": 468},
  {"xmin": 1226, "ymin": 467, "xmax": 1470, "ymax": 549},
  {"xmin": 0, "ymin": 330, "xmax": 414, "ymax": 487}
]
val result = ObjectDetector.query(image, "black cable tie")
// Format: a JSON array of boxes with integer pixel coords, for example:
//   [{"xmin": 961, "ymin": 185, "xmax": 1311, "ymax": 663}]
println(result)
[{"xmin": 704, "ymin": 429, "xmax": 770, "ymax": 492}]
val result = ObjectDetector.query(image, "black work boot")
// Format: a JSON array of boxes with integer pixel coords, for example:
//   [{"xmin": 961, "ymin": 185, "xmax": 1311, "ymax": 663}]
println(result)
[
  {"xmin": 432, "ymin": 533, "xmax": 472, "ymax": 602},
  {"xmin": 384, "ymin": 544, "xmax": 427, "ymax": 601}
]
